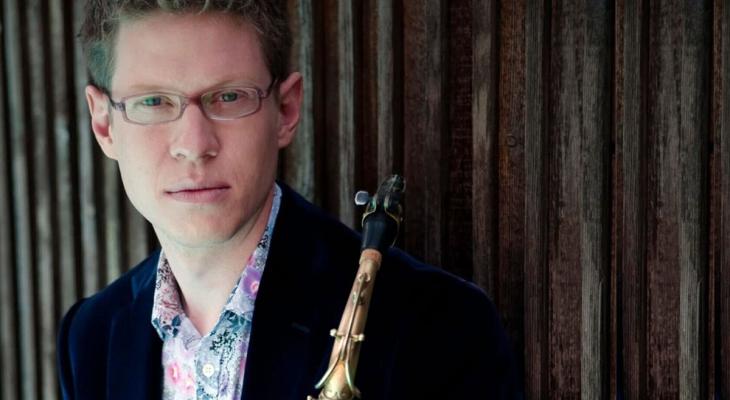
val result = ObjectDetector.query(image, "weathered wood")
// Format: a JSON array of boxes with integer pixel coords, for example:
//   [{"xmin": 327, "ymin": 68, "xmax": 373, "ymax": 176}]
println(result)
[
  {"xmin": 50, "ymin": 0, "xmax": 79, "ymax": 322},
  {"xmin": 524, "ymin": 0, "xmax": 549, "ymax": 398},
  {"xmin": 471, "ymin": 0, "xmax": 499, "ymax": 295},
  {"xmin": 616, "ymin": 0, "xmax": 648, "ymax": 398},
  {"xmin": 27, "ymin": 0, "xmax": 59, "ymax": 398},
  {"xmin": 103, "ymin": 159, "xmax": 122, "ymax": 283},
  {"xmin": 0, "ymin": 3, "xmax": 20, "ymax": 399},
  {"xmin": 493, "ymin": 0, "xmax": 527, "ymax": 383},
  {"xmin": 375, "ymin": 0, "xmax": 397, "ymax": 181},
  {"xmin": 548, "ymin": 1, "xmax": 588, "ymax": 396},
  {"xmin": 5, "ymin": 1, "xmax": 39, "ymax": 399},
  {"xmin": 402, "ymin": 0, "xmax": 445, "ymax": 266},
  {"xmin": 73, "ymin": 0, "xmax": 101, "ymax": 296},
  {"xmin": 444, "ymin": 2, "xmax": 474, "ymax": 280},
  {"xmin": 676, "ymin": 3, "xmax": 711, "ymax": 400},
  {"xmin": 719, "ymin": 0, "xmax": 730, "ymax": 397},
  {"xmin": 578, "ymin": 2, "xmax": 612, "ymax": 399},
  {"xmin": 336, "ymin": 0, "xmax": 356, "ymax": 227},
  {"xmin": 125, "ymin": 199, "xmax": 150, "ymax": 269},
  {"xmin": 646, "ymin": 0, "xmax": 687, "ymax": 396},
  {"xmin": 283, "ymin": 0, "xmax": 316, "ymax": 202}
]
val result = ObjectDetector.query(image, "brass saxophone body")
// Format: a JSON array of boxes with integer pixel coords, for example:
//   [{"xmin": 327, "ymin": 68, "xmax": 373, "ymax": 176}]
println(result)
[{"xmin": 308, "ymin": 175, "xmax": 405, "ymax": 400}]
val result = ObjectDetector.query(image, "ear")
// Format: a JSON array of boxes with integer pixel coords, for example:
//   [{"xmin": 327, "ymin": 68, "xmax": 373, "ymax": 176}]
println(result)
[
  {"xmin": 275, "ymin": 72, "xmax": 303, "ymax": 148},
  {"xmin": 85, "ymin": 84, "xmax": 118, "ymax": 160}
]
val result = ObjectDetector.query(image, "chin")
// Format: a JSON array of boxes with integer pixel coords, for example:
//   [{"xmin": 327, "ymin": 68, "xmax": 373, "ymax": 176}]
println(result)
[{"xmin": 159, "ymin": 218, "xmax": 244, "ymax": 249}]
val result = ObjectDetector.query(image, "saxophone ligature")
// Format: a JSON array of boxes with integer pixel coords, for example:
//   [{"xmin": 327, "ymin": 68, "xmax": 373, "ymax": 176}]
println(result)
[{"xmin": 307, "ymin": 175, "xmax": 406, "ymax": 400}]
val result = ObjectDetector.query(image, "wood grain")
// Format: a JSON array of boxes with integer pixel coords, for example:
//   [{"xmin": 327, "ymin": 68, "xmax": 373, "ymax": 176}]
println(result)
[
  {"xmin": 336, "ymin": 0, "xmax": 357, "ymax": 227},
  {"xmin": 578, "ymin": 2, "xmax": 612, "ymax": 399},
  {"xmin": 524, "ymin": 0, "xmax": 549, "ymax": 398},
  {"xmin": 495, "ymin": 0, "xmax": 526, "ymax": 380},
  {"xmin": 72, "ymin": 0, "xmax": 101, "ymax": 296},
  {"xmin": 283, "ymin": 0, "xmax": 317, "ymax": 202},
  {"xmin": 615, "ymin": 0, "xmax": 648, "ymax": 398},
  {"xmin": 548, "ymin": 1, "xmax": 591, "ymax": 396},
  {"xmin": 50, "ymin": 0, "xmax": 79, "ymax": 322},
  {"xmin": 0, "ymin": 2, "xmax": 20, "ymax": 398},
  {"xmin": 402, "ymin": 0, "xmax": 445, "ymax": 266},
  {"xmin": 716, "ymin": 0, "xmax": 730, "ymax": 398},
  {"xmin": 5, "ymin": 1, "xmax": 39, "ymax": 398},
  {"xmin": 471, "ymin": 0, "xmax": 499, "ymax": 296},
  {"xmin": 676, "ymin": 3, "xmax": 710, "ymax": 398},
  {"xmin": 27, "ymin": 0, "xmax": 59, "ymax": 397}
]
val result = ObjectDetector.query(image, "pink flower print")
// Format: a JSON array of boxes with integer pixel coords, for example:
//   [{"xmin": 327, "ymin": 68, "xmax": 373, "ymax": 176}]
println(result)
[
  {"xmin": 166, "ymin": 362, "xmax": 182, "ymax": 385},
  {"xmin": 242, "ymin": 268, "xmax": 262, "ymax": 297}
]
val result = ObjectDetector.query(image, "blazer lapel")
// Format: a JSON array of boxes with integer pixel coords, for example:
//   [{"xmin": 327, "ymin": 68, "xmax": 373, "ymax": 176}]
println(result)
[
  {"xmin": 107, "ymin": 260, "xmax": 163, "ymax": 400},
  {"xmin": 242, "ymin": 187, "xmax": 343, "ymax": 400}
]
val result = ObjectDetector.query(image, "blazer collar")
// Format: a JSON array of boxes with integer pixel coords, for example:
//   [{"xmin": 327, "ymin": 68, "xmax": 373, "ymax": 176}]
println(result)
[
  {"xmin": 107, "ymin": 252, "xmax": 163, "ymax": 400},
  {"xmin": 242, "ymin": 184, "xmax": 335, "ymax": 399}
]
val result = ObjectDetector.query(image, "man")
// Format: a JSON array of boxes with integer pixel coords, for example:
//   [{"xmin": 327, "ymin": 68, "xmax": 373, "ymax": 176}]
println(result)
[{"xmin": 57, "ymin": 1, "xmax": 520, "ymax": 399}]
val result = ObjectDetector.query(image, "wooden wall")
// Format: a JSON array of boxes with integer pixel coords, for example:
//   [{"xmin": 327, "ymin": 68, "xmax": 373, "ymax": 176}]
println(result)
[{"xmin": 0, "ymin": 0, "xmax": 728, "ymax": 399}]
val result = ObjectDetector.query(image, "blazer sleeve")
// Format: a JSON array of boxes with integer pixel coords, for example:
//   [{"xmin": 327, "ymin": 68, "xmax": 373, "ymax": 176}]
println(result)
[{"xmin": 57, "ymin": 300, "xmax": 85, "ymax": 400}]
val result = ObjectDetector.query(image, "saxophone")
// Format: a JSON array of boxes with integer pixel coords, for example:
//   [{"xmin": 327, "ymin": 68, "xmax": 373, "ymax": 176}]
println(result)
[{"xmin": 307, "ymin": 175, "xmax": 406, "ymax": 400}]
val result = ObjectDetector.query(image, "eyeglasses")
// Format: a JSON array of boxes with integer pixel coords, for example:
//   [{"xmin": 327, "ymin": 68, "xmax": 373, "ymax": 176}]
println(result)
[{"xmin": 106, "ymin": 79, "xmax": 277, "ymax": 125}]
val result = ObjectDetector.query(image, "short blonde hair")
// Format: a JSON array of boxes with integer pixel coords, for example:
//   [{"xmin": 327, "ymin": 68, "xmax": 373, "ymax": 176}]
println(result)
[{"xmin": 79, "ymin": 0, "xmax": 291, "ymax": 90}]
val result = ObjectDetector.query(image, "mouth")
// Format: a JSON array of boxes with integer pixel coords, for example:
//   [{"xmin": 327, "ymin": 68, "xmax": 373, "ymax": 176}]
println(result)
[{"xmin": 165, "ymin": 182, "xmax": 231, "ymax": 203}]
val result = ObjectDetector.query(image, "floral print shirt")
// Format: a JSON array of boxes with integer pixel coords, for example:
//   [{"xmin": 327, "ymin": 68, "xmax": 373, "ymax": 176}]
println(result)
[{"xmin": 151, "ymin": 184, "xmax": 281, "ymax": 400}]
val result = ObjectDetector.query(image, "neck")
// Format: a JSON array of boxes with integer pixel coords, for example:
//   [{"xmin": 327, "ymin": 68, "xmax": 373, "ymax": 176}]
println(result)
[{"xmin": 156, "ymin": 186, "xmax": 275, "ymax": 335}]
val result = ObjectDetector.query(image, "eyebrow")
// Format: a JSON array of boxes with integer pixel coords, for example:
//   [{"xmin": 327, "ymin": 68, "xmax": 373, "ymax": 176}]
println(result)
[{"xmin": 118, "ymin": 78, "xmax": 263, "ymax": 96}]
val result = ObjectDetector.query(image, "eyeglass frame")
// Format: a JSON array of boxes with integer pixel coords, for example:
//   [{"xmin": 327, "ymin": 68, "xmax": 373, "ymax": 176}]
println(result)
[{"xmin": 103, "ymin": 78, "xmax": 278, "ymax": 126}]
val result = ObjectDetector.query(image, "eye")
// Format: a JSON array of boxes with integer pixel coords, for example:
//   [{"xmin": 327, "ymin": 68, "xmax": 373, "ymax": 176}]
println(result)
[
  {"xmin": 141, "ymin": 96, "xmax": 163, "ymax": 107},
  {"xmin": 130, "ymin": 94, "xmax": 176, "ymax": 109},
  {"xmin": 219, "ymin": 91, "xmax": 239, "ymax": 102}
]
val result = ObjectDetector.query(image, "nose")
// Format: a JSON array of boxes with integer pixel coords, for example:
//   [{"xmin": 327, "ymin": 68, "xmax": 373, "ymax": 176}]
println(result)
[{"xmin": 169, "ymin": 103, "xmax": 220, "ymax": 162}]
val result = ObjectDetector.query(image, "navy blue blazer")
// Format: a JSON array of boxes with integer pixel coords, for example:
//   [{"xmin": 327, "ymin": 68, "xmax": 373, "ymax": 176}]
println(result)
[{"xmin": 58, "ymin": 184, "xmax": 520, "ymax": 399}]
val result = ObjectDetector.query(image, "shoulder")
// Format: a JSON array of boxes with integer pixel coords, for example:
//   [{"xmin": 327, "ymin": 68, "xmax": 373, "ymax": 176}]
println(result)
[
  {"xmin": 61, "ymin": 250, "xmax": 160, "ymax": 332},
  {"xmin": 57, "ymin": 250, "xmax": 160, "ymax": 398},
  {"xmin": 58, "ymin": 250, "xmax": 159, "ymax": 358}
]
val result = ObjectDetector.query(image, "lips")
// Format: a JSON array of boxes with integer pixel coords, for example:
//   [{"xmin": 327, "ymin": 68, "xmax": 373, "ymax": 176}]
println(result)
[{"xmin": 165, "ymin": 181, "xmax": 230, "ymax": 203}]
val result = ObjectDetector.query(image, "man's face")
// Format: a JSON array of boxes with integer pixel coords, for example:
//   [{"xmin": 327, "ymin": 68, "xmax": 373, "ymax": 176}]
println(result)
[{"xmin": 86, "ymin": 12, "xmax": 301, "ymax": 249}]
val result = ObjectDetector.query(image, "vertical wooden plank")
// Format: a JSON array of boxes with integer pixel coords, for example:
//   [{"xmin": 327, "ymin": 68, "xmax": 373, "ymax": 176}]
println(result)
[
  {"xmin": 362, "ymin": 0, "xmax": 401, "ymax": 192},
  {"xmin": 708, "ymin": 1, "xmax": 722, "ymax": 396},
  {"xmin": 49, "ymin": 0, "xmax": 78, "ymax": 322},
  {"xmin": 103, "ymin": 161, "xmax": 121, "ymax": 283},
  {"xmin": 27, "ymin": 0, "xmax": 59, "ymax": 397},
  {"xmin": 444, "ymin": 2, "xmax": 474, "ymax": 280},
  {"xmin": 646, "ymin": 0, "xmax": 679, "ymax": 395},
  {"xmin": 283, "ymin": 0, "xmax": 316, "ymax": 202},
  {"xmin": 472, "ymin": 0, "xmax": 499, "ymax": 294},
  {"xmin": 524, "ymin": 0, "xmax": 549, "ymax": 397},
  {"xmin": 375, "ymin": 0, "xmax": 397, "ymax": 180},
  {"xmin": 579, "ymin": 2, "xmax": 612, "ymax": 399},
  {"xmin": 615, "ymin": 0, "xmax": 648, "ymax": 398},
  {"xmin": 73, "ymin": 0, "xmax": 101, "ymax": 296},
  {"xmin": 496, "ymin": 0, "xmax": 526, "ymax": 363},
  {"xmin": 676, "ymin": 2, "xmax": 711, "ymax": 399},
  {"xmin": 359, "ymin": 0, "xmax": 377, "ymax": 192},
  {"xmin": 644, "ymin": 0, "xmax": 710, "ymax": 396},
  {"xmin": 336, "ymin": 0, "xmax": 356, "ymax": 227},
  {"xmin": 0, "ymin": 3, "xmax": 20, "ymax": 399},
  {"xmin": 548, "ymin": 0, "xmax": 588, "ymax": 396},
  {"xmin": 4, "ymin": 1, "xmax": 39, "ymax": 398},
  {"xmin": 718, "ymin": 0, "xmax": 730, "ymax": 397},
  {"xmin": 402, "ymin": 0, "xmax": 445, "ymax": 265},
  {"xmin": 124, "ymin": 200, "xmax": 149, "ymax": 269}
]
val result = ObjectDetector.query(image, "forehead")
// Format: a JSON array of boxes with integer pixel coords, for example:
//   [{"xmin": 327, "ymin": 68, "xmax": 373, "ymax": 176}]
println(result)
[{"xmin": 111, "ymin": 11, "xmax": 269, "ymax": 95}]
